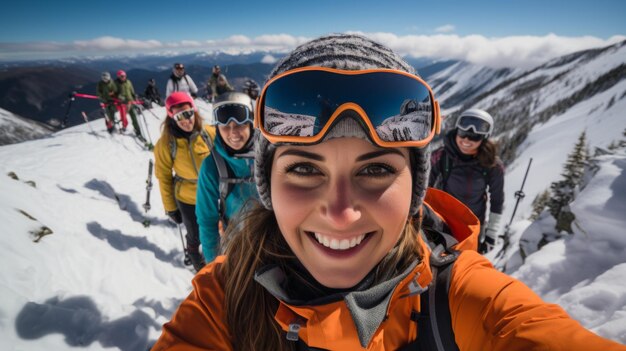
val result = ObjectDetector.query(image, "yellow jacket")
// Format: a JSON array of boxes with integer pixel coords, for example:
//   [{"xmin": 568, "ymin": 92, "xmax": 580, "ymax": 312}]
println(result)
[{"xmin": 154, "ymin": 124, "xmax": 216, "ymax": 212}]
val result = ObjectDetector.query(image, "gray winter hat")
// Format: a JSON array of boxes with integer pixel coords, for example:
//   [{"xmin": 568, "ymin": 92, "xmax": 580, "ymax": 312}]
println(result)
[{"xmin": 255, "ymin": 33, "xmax": 431, "ymax": 216}]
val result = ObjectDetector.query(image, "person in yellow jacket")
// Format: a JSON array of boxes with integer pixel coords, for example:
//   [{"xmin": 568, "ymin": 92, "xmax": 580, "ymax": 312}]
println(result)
[
  {"xmin": 151, "ymin": 35, "xmax": 626, "ymax": 350},
  {"xmin": 154, "ymin": 91, "xmax": 216, "ymax": 272}
]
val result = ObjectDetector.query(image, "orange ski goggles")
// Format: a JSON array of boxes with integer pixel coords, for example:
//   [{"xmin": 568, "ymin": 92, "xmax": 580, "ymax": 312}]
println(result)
[{"xmin": 254, "ymin": 67, "xmax": 441, "ymax": 148}]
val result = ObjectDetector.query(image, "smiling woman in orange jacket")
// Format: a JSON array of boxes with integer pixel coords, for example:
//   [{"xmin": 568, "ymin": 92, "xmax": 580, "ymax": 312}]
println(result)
[{"xmin": 151, "ymin": 35, "xmax": 626, "ymax": 351}]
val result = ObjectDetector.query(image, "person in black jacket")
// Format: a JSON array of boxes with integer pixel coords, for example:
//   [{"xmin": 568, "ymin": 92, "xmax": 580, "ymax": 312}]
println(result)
[
  {"xmin": 429, "ymin": 108, "xmax": 505, "ymax": 254},
  {"xmin": 144, "ymin": 78, "xmax": 162, "ymax": 107}
]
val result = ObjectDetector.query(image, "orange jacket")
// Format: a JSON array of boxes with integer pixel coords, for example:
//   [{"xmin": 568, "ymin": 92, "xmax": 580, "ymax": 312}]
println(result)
[{"xmin": 152, "ymin": 189, "xmax": 626, "ymax": 350}]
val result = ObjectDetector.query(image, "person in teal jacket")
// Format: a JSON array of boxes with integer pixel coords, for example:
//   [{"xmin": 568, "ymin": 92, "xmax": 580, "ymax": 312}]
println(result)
[{"xmin": 196, "ymin": 92, "xmax": 259, "ymax": 264}]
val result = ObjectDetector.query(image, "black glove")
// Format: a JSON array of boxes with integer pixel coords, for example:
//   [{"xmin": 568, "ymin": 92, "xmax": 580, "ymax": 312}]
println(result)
[
  {"xmin": 190, "ymin": 92, "xmax": 198, "ymax": 99},
  {"xmin": 479, "ymin": 234, "xmax": 495, "ymax": 254},
  {"xmin": 167, "ymin": 210, "xmax": 183, "ymax": 224}
]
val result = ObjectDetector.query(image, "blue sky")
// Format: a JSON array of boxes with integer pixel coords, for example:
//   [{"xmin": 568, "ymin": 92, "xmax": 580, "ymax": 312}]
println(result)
[{"xmin": 1, "ymin": 0, "xmax": 625, "ymax": 66}]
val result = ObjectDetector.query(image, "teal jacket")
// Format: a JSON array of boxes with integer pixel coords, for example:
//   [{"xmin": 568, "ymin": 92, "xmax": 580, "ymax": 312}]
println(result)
[{"xmin": 196, "ymin": 136, "xmax": 258, "ymax": 263}]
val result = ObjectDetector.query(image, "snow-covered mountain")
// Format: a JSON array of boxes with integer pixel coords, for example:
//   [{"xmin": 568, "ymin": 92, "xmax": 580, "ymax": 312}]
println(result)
[
  {"xmin": 1, "ymin": 40, "xmax": 626, "ymax": 349},
  {"xmin": 450, "ymin": 40, "xmax": 626, "ymax": 164},
  {"xmin": 264, "ymin": 105, "xmax": 317, "ymax": 136},
  {"xmin": 429, "ymin": 61, "xmax": 520, "ymax": 112},
  {"xmin": 0, "ymin": 107, "xmax": 53, "ymax": 145}
]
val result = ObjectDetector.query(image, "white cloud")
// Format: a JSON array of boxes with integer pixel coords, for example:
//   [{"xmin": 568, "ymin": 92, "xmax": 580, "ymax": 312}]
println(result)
[
  {"xmin": 1, "ymin": 33, "xmax": 624, "ymax": 69},
  {"xmin": 74, "ymin": 36, "xmax": 163, "ymax": 50},
  {"xmin": 435, "ymin": 24, "xmax": 455, "ymax": 34},
  {"xmin": 261, "ymin": 54, "xmax": 278, "ymax": 64},
  {"xmin": 354, "ymin": 31, "xmax": 626, "ymax": 69}
]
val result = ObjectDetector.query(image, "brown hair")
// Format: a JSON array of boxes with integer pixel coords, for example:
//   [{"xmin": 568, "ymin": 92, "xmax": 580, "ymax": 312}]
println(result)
[
  {"xmin": 219, "ymin": 204, "xmax": 423, "ymax": 350},
  {"xmin": 477, "ymin": 138, "xmax": 499, "ymax": 168}
]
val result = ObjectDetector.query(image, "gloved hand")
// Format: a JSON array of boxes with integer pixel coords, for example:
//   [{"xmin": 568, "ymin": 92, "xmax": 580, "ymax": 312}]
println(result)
[
  {"xmin": 167, "ymin": 209, "xmax": 183, "ymax": 224},
  {"xmin": 479, "ymin": 234, "xmax": 496, "ymax": 254},
  {"xmin": 479, "ymin": 212, "xmax": 502, "ymax": 254},
  {"xmin": 190, "ymin": 92, "xmax": 198, "ymax": 99}
]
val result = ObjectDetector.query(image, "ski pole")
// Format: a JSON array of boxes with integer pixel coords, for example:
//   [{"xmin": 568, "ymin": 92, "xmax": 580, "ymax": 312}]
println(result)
[
  {"xmin": 142, "ymin": 160, "xmax": 153, "ymax": 227},
  {"xmin": 143, "ymin": 107, "xmax": 161, "ymax": 120},
  {"xmin": 508, "ymin": 158, "xmax": 533, "ymax": 226},
  {"xmin": 494, "ymin": 158, "xmax": 533, "ymax": 264},
  {"xmin": 177, "ymin": 224, "xmax": 192, "ymax": 266},
  {"xmin": 80, "ymin": 111, "xmax": 101, "ymax": 138},
  {"xmin": 61, "ymin": 92, "xmax": 76, "ymax": 128},
  {"xmin": 142, "ymin": 159, "xmax": 153, "ymax": 213}
]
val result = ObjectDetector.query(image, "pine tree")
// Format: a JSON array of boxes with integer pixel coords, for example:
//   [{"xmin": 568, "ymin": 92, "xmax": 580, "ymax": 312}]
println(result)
[
  {"xmin": 547, "ymin": 131, "xmax": 588, "ymax": 223},
  {"xmin": 530, "ymin": 189, "xmax": 551, "ymax": 221}
]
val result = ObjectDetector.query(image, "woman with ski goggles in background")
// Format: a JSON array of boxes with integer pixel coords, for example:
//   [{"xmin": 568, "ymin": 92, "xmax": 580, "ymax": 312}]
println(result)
[
  {"xmin": 152, "ymin": 35, "xmax": 624, "ymax": 351},
  {"xmin": 153, "ymin": 92, "xmax": 216, "ymax": 272},
  {"xmin": 429, "ymin": 109, "xmax": 505, "ymax": 254},
  {"xmin": 195, "ymin": 92, "xmax": 259, "ymax": 265}
]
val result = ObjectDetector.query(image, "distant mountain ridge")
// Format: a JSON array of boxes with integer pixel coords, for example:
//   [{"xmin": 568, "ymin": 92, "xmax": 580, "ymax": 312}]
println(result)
[
  {"xmin": 1, "ymin": 40, "xmax": 625, "ymax": 154},
  {"xmin": 452, "ymin": 39, "xmax": 626, "ymax": 164},
  {"xmin": 0, "ymin": 107, "xmax": 53, "ymax": 145},
  {"xmin": 0, "ymin": 61, "xmax": 274, "ymax": 128}
]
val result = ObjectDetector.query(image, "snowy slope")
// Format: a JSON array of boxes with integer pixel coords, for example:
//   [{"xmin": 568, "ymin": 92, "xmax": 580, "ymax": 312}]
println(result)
[
  {"xmin": 428, "ymin": 61, "xmax": 520, "ymax": 113},
  {"xmin": 495, "ymin": 78, "xmax": 626, "ymax": 235},
  {"xmin": 511, "ymin": 147, "xmax": 626, "ymax": 344},
  {"xmin": 0, "ymin": 100, "xmax": 213, "ymax": 351},
  {"xmin": 481, "ymin": 60, "xmax": 626, "ymax": 345},
  {"xmin": 0, "ymin": 107, "xmax": 53, "ymax": 146}
]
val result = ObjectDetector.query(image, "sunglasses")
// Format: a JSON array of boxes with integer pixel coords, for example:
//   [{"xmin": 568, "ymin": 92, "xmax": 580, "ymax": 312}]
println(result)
[
  {"xmin": 213, "ymin": 103, "xmax": 252, "ymax": 126},
  {"xmin": 172, "ymin": 108, "xmax": 195, "ymax": 121},
  {"xmin": 456, "ymin": 129, "xmax": 485, "ymax": 142},
  {"xmin": 254, "ymin": 67, "xmax": 441, "ymax": 148}
]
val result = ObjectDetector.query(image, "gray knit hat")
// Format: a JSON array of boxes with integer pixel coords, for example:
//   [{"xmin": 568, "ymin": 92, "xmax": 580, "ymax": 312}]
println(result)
[{"xmin": 255, "ymin": 33, "xmax": 431, "ymax": 216}]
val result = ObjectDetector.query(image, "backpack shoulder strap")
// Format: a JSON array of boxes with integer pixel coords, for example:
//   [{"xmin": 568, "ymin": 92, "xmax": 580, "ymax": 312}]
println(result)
[
  {"xmin": 415, "ymin": 219, "xmax": 460, "ymax": 351},
  {"xmin": 200, "ymin": 130, "xmax": 231, "ymax": 224},
  {"xmin": 417, "ymin": 253, "xmax": 459, "ymax": 351}
]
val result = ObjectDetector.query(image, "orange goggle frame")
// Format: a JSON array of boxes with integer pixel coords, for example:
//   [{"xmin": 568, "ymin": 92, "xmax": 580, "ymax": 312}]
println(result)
[{"xmin": 254, "ymin": 67, "xmax": 441, "ymax": 148}]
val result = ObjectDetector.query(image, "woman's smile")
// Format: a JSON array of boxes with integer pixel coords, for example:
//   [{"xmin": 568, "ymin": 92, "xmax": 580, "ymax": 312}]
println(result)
[{"xmin": 271, "ymin": 137, "xmax": 412, "ymax": 288}]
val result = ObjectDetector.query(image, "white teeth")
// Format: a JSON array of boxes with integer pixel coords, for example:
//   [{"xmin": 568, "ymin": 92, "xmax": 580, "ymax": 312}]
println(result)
[
  {"xmin": 313, "ymin": 232, "xmax": 367, "ymax": 250},
  {"xmin": 338, "ymin": 239, "xmax": 350, "ymax": 250}
]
